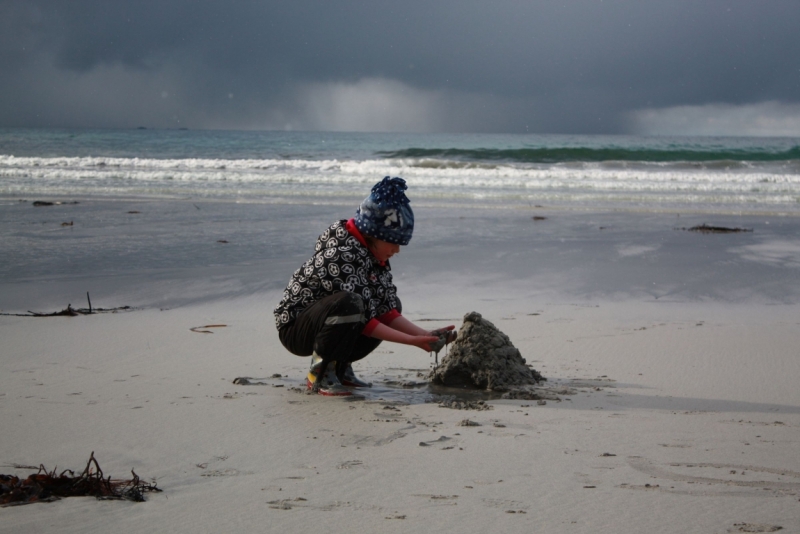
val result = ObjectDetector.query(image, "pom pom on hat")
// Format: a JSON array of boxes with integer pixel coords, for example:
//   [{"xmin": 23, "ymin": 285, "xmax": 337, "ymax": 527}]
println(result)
[{"xmin": 354, "ymin": 176, "xmax": 414, "ymax": 245}]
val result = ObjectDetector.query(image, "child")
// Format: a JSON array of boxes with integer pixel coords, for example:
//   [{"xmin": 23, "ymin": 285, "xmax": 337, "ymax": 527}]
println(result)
[{"xmin": 274, "ymin": 176, "xmax": 456, "ymax": 396}]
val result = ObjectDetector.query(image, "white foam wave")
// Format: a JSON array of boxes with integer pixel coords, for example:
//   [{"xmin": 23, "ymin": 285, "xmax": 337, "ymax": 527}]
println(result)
[{"xmin": 1, "ymin": 155, "xmax": 799, "ymax": 211}]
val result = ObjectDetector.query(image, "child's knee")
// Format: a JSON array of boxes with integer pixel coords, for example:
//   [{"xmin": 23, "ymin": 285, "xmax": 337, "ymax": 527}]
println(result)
[{"xmin": 337, "ymin": 291, "xmax": 365, "ymax": 316}]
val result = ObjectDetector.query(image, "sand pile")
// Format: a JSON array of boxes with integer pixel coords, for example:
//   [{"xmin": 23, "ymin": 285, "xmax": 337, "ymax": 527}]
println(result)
[{"xmin": 429, "ymin": 311, "xmax": 544, "ymax": 390}]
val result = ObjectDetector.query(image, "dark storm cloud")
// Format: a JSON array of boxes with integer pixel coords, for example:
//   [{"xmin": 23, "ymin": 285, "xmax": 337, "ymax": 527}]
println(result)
[{"xmin": 1, "ymin": 0, "xmax": 799, "ymax": 134}]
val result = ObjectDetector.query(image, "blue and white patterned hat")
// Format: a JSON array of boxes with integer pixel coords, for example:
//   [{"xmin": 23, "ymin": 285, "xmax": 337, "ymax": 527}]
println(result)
[{"xmin": 354, "ymin": 176, "xmax": 414, "ymax": 245}]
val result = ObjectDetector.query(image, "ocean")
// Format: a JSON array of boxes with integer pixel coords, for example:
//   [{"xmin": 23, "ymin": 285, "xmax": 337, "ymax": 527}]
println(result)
[
  {"xmin": 2, "ymin": 127, "xmax": 800, "ymax": 313},
  {"xmin": 1, "ymin": 128, "xmax": 799, "ymax": 214}
]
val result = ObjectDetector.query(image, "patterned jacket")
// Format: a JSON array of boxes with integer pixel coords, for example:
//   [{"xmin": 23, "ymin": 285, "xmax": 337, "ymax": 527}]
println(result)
[{"xmin": 274, "ymin": 220, "xmax": 399, "ymax": 329}]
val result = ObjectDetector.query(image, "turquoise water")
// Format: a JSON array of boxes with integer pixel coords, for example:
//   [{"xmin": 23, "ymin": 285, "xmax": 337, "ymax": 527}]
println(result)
[
  {"xmin": 2, "ymin": 128, "xmax": 798, "ymax": 161},
  {"xmin": 381, "ymin": 145, "xmax": 800, "ymax": 163},
  {"xmin": 1, "ymin": 128, "xmax": 799, "ymax": 213}
]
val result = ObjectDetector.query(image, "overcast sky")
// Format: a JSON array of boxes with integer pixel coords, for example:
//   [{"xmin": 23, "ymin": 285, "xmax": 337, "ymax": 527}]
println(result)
[{"xmin": 2, "ymin": 0, "xmax": 799, "ymax": 135}]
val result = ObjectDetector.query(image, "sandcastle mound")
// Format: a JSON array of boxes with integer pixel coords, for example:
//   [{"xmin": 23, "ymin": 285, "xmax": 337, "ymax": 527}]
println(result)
[{"xmin": 429, "ymin": 311, "xmax": 544, "ymax": 391}]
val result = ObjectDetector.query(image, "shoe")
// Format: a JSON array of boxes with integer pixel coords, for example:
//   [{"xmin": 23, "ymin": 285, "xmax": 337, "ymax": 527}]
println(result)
[
  {"xmin": 307, "ymin": 355, "xmax": 352, "ymax": 397},
  {"xmin": 340, "ymin": 363, "xmax": 372, "ymax": 388}
]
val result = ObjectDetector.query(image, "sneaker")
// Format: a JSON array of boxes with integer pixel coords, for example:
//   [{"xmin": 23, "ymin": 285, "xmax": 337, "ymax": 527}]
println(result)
[
  {"xmin": 340, "ymin": 363, "xmax": 372, "ymax": 388},
  {"xmin": 307, "ymin": 355, "xmax": 352, "ymax": 397}
]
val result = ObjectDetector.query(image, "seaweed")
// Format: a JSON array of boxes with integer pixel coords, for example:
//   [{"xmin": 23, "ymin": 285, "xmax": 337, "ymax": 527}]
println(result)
[
  {"xmin": 0, "ymin": 293, "xmax": 132, "ymax": 317},
  {"xmin": 32, "ymin": 201, "xmax": 80, "ymax": 207},
  {"xmin": 0, "ymin": 452, "xmax": 161, "ymax": 506}
]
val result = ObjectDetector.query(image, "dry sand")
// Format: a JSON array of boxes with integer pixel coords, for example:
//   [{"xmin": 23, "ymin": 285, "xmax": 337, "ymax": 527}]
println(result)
[
  {"xmin": 1, "ymin": 204, "xmax": 800, "ymax": 533},
  {"xmin": 2, "ymin": 298, "xmax": 799, "ymax": 533}
]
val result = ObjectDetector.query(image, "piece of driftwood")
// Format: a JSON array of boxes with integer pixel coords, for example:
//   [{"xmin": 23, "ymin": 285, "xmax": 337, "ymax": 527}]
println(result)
[
  {"xmin": 0, "ymin": 452, "xmax": 161, "ymax": 506},
  {"xmin": 681, "ymin": 224, "xmax": 753, "ymax": 234},
  {"xmin": 0, "ymin": 293, "xmax": 132, "ymax": 317},
  {"xmin": 190, "ymin": 324, "xmax": 227, "ymax": 334}
]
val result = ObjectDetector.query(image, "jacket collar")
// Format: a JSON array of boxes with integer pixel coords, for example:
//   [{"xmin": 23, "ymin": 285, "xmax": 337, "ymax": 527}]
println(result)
[{"xmin": 346, "ymin": 218, "xmax": 386, "ymax": 267}]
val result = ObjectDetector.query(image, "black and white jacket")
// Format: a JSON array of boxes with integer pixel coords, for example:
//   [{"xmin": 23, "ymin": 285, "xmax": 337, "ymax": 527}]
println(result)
[{"xmin": 274, "ymin": 220, "xmax": 399, "ymax": 329}]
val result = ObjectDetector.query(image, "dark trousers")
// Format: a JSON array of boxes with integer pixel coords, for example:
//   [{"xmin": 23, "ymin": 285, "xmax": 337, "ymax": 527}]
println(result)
[{"xmin": 278, "ymin": 292, "xmax": 393, "ymax": 364}]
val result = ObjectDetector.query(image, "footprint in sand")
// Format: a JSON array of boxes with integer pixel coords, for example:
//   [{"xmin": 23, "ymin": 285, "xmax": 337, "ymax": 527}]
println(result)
[
  {"xmin": 200, "ymin": 468, "xmax": 246, "ymax": 477},
  {"xmin": 336, "ymin": 460, "xmax": 364, "ymax": 469},
  {"xmin": 482, "ymin": 497, "xmax": 528, "ymax": 512},
  {"xmin": 627, "ymin": 457, "xmax": 800, "ymax": 496}
]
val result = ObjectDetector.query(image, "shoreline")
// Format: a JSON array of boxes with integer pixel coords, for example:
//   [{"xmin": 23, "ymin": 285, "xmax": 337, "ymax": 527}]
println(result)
[
  {"xmin": 3, "ymin": 197, "xmax": 800, "ymax": 313},
  {"xmin": 4, "ymin": 192, "xmax": 800, "ymax": 219}
]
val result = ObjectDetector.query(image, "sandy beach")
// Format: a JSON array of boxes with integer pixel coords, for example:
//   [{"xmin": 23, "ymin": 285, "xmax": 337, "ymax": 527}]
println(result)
[{"xmin": 2, "ymin": 200, "xmax": 799, "ymax": 533}]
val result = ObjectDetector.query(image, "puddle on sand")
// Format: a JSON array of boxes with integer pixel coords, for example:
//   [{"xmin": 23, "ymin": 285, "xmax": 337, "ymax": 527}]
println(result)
[
  {"xmin": 238, "ymin": 369, "xmax": 582, "ymax": 405},
  {"xmin": 352, "ymin": 367, "xmax": 505, "ymax": 405},
  {"xmin": 234, "ymin": 367, "xmax": 510, "ymax": 404},
  {"xmin": 271, "ymin": 367, "xmax": 505, "ymax": 405}
]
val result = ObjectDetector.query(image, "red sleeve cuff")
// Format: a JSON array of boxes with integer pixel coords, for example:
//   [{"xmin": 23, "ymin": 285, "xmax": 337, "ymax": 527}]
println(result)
[
  {"xmin": 361, "ymin": 310, "xmax": 401, "ymax": 336},
  {"xmin": 378, "ymin": 309, "xmax": 401, "ymax": 324},
  {"xmin": 362, "ymin": 318, "xmax": 381, "ymax": 336}
]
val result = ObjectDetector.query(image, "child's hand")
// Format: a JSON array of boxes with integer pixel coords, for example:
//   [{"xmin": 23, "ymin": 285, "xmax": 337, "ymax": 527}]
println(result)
[
  {"xmin": 414, "ymin": 335, "xmax": 442, "ymax": 352},
  {"xmin": 430, "ymin": 325, "xmax": 457, "ymax": 344}
]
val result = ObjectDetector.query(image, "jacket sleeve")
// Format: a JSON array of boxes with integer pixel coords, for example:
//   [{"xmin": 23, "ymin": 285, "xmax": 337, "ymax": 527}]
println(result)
[{"xmin": 362, "ymin": 309, "xmax": 402, "ymax": 336}]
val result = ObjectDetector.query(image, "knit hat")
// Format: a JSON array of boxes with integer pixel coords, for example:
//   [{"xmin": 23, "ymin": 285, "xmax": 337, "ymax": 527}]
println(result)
[{"xmin": 354, "ymin": 176, "xmax": 414, "ymax": 245}]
